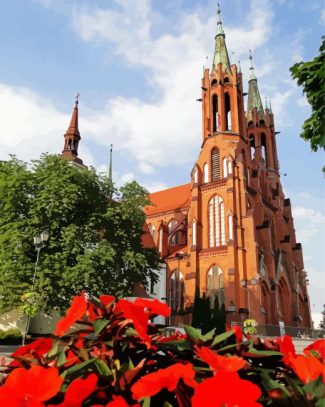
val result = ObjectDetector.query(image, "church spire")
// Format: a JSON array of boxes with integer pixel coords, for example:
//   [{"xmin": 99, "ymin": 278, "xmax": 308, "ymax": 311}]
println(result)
[
  {"xmin": 61, "ymin": 94, "xmax": 84, "ymax": 166},
  {"xmin": 247, "ymin": 51, "xmax": 264, "ymax": 113},
  {"xmin": 212, "ymin": 3, "xmax": 231, "ymax": 73}
]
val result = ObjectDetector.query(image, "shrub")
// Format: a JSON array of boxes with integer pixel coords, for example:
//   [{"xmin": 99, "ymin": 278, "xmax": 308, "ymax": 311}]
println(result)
[
  {"xmin": 0, "ymin": 328, "xmax": 22, "ymax": 345},
  {"xmin": 0, "ymin": 293, "xmax": 324, "ymax": 406}
]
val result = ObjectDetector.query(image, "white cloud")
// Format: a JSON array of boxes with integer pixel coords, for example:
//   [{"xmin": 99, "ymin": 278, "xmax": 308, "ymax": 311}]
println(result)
[
  {"xmin": 292, "ymin": 206, "xmax": 325, "ymax": 224},
  {"xmin": 68, "ymin": 0, "xmax": 273, "ymax": 171},
  {"xmin": 120, "ymin": 172, "xmax": 135, "ymax": 184}
]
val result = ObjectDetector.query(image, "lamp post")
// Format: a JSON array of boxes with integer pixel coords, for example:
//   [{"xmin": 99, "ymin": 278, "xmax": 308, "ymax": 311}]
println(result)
[{"xmin": 22, "ymin": 231, "xmax": 49, "ymax": 345}]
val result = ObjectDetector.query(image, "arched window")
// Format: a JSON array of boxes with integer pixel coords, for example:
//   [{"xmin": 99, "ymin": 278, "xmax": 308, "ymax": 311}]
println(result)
[
  {"xmin": 225, "ymin": 92, "xmax": 232, "ymax": 130},
  {"xmin": 170, "ymin": 231, "xmax": 181, "ymax": 246},
  {"xmin": 192, "ymin": 220, "xmax": 197, "ymax": 246},
  {"xmin": 158, "ymin": 227, "xmax": 163, "ymax": 254},
  {"xmin": 148, "ymin": 224, "xmax": 155, "ymax": 240},
  {"xmin": 228, "ymin": 213, "xmax": 233, "ymax": 240},
  {"xmin": 211, "ymin": 148, "xmax": 221, "ymax": 181},
  {"xmin": 249, "ymin": 134, "xmax": 255, "ymax": 161},
  {"xmin": 203, "ymin": 163, "xmax": 209, "ymax": 183},
  {"xmin": 207, "ymin": 265, "xmax": 225, "ymax": 307},
  {"xmin": 168, "ymin": 219, "xmax": 177, "ymax": 233},
  {"xmin": 223, "ymin": 157, "xmax": 228, "ymax": 178},
  {"xmin": 212, "ymin": 94, "xmax": 219, "ymax": 132},
  {"xmin": 208, "ymin": 195, "xmax": 225, "ymax": 247},
  {"xmin": 227, "ymin": 157, "xmax": 233, "ymax": 175},
  {"xmin": 169, "ymin": 270, "xmax": 185, "ymax": 311},
  {"xmin": 193, "ymin": 167, "xmax": 198, "ymax": 184},
  {"xmin": 261, "ymin": 133, "xmax": 268, "ymax": 166}
]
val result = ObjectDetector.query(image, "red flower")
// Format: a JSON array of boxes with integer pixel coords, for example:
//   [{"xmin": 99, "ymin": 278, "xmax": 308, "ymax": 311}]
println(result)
[
  {"xmin": 10, "ymin": 337, "xmax": 53, "ymax": 367},
  {"xmin": 100, "ymin": 295, "xmax": 115, "ymax": 307},
  {"xmin": 131, "ymin": 363, "xmax": 196, "ymax": 400},
  {"xmin": 0, "ymin": 365, "xmax": 62, "ymax": 407},
  {"xmin": 195, "ymin": 346, "xmax": 246, "ymax": 372},
  {"xmin": 64, "ymin": 350, "xmax": 80, "ymax": 367},
  {"xmin": 54, "ymin": 374, "xmax": 97, "ymax": 407},
  {"xmin": 276, "ymin": 335, "xmax": 296, "ymax": 365},
  {"xmin": 54, "ymin": 292, "xmax": 88, "ymax": 337},
  {"xmin": 114, "ymin": 299, "xmax": 150, "ymax": 345},
  {"xmin": 92, "ymin": 395, "xmax": 140, "ymax": 407},
  {"xmin": 192, "ymin": 371, "xmax": 262, "ymax": 407},
  {"xmin": 158, "ymin": 333, "xmax": 187, "ymax": 343},
  {"xmin": 304, "ymin": 339, "xmax": 325, "ymax": 361},
  {"xmin": 233, "ymin": 325, "xmax": 243, "ymax": 343},
  {"xmin": 134, "ymin": 298, "xmax": 171, "ymax": 317},
  {"xmin": 289, "ymin": 355, "xmax": 325, "ymax": 384}
]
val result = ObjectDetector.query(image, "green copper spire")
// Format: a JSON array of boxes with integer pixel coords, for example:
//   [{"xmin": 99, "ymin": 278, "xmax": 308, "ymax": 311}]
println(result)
[
  {"xmin": 212, "ymin": 4, "xmax": 231, "ymax": 73},
  {"xmin": 247, "ymin": 50, "xmax": 264, "ymax": 113},
  {"xmin": 107, "ymin": 144, "xmax": 113, "ymax": 197}
]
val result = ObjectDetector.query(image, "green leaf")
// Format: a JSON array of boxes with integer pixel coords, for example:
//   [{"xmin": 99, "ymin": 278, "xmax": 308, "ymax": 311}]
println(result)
[
  {"xmin": 259, "ymin": 369, "xmax": 290, "ymax": 397},
  {"xmin": 184, "ymin": 325, "xmax": 202, "ymax": 344},
  {"xmin": 211, "ymin": 330, "xmax": 234, "ymax": 348},
  {"xmin": 246, "ymin": 347, "xmax": 282, "ymax": 356},
  {"xmin": 95, "ymin": 359, "xmax": 112, "ymax": 377},
  {"xmin": 57, "ymin": 351, "xmax": 67, "ymax": 367},
  {"xmin": 65, "ymin": 358, "xmax": 96, "ymax": 376},
  {"xmin": 93, "ymin": 319, "xmax": 110, "ymax": 336},
  {"xmin": 142, "ymin": 398, "xmax": 150, "ymax": 407}
]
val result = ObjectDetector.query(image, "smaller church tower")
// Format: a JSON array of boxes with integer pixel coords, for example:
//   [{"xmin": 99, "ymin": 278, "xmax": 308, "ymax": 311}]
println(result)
[{"xmin": 61, "ymin": 95, "xmax": 85, "ymax": 167}]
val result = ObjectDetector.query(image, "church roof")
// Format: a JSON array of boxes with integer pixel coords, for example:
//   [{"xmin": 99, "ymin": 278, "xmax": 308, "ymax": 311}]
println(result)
[{"xmin": 145, "ymin": 183, "xmax": 192, "ymax": 216}]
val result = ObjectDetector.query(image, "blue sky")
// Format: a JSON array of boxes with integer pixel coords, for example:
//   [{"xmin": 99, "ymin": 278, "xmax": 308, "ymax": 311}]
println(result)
[{"xmin": 0, "ymin": 0, "xmax": 324, "ymax": 325}]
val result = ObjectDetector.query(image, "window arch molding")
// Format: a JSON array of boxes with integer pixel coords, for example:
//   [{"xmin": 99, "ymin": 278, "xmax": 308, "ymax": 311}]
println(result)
[
  {"xmin": 208, "ymin": 194, "xmax": 225, "ymax": 247},
  {"xmin": 207, "ymin": 264, "xmax": 225, "ymax": 307},
  {"xmin": 169, "ymin": 269, "xmax": 185, "ymax": 311}
]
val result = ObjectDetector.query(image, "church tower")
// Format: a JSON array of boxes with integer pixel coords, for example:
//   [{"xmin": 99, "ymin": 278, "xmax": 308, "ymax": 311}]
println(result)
[
  {"xmin": 61, "ymin": 96, "xmax": 86, "ymax": 168},
  {"xmin": 144, "ymin": 5, "xmax": 312, "ymax": 330}
]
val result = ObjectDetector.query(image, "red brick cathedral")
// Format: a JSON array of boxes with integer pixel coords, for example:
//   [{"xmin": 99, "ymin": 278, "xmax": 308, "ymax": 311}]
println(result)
[{"xmin": 144, "ymin": 7, "xmax": 312, "ymax": 329}]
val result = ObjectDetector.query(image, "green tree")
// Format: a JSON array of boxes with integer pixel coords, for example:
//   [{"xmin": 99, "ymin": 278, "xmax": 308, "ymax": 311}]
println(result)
[
  {"xmin": 290, "ymin": 37, "xmax": 325, "ymax": 153},
  {"xmin": 0, "ymin": 154, "xmax": 161, "ymax": 313},
  {"xmin": 319, "ymin": 304, "xmax": 325, "ymax": 330}
]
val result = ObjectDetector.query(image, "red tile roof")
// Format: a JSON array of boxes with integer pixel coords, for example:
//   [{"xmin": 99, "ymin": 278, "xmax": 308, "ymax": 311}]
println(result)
[{"xmin": 145, "ymin": 183, "xmax": 192, "ymax": 216}]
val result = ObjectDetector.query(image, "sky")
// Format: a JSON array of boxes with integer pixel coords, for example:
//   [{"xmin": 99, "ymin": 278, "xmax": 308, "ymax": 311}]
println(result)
[{"xmin": 0, "ymin": 0, "xmax": 324, "ymax": 326}]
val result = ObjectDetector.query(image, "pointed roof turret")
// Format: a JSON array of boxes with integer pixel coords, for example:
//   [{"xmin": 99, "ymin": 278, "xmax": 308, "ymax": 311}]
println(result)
[
  {"xmin": 247, "ymin": 51, "xmax": 264, "ymax": 113},
  {"xmin": 212, "ymin": 4, "xmax": 231, "ymax": 73},
  {"xmin": 61, "ymin": 94, "xmax": 84, "ymax": 166}
]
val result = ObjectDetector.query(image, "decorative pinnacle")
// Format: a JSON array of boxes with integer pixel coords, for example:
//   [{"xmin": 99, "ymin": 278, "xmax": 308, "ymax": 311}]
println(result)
[
  {"xmin": 249, "ymin": 49, "xmax": 256, "ymax": 80},
  {"xmin": 265, "ymin": 96, "xmax": 269, "ymax": 109},
  {"xmin": 75, "ymin": 93, "xmax": 80, "ymax": 106},
  {"xmin": 216, "ymin": 3, "xmax": 224, "ymax": 35},
  {"xmin": 238, "ymin": 60, "xmax": 242, "ymax": 73}
]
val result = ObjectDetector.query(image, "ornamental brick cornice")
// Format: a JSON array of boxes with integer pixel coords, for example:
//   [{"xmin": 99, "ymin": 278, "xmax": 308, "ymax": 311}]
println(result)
[
  {"xmin": 200, "ymin": 179, "xmax": 227, "ymax": 193},
  {"xmin": 199, "ymin": 246, "xmax": 228, "ymax": 257}
]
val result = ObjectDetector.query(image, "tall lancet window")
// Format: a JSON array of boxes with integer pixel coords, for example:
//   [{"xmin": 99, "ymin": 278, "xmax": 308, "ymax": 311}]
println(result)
[
  {"xmin": 212, "ymin": 94, "xmax": 219, "ymax": 132},
  {"xmin": 192, "ymin": 219, "xmax": 197, "ymax": 246},
  {"xmin": 228, "ymin": 212, "xmax": 233, "ymax": 240},
  {"xmin": 211, "ymin": 148, "xmax": 221, "ymax": 181},
  {"xmin": 249, "ymin": 135, "xmax": 255, "ymax": 161},
  {"xmin": 261, "ymin": 133, "xmax": 268, "ymax": 166},
  {"xmin": 203, "ymin": 163, "xmax": 209, "ymax": 183},
  {"xmin": 207, "ymin": 265, "xmax": 225, "ymax": 307},
  {"xmin": 208, "ymin": 195, "xmax": 225, "ymax": 247},
  {"xmin": 225, "ymin": 93, "xmax": 232, "ymax": 130}
]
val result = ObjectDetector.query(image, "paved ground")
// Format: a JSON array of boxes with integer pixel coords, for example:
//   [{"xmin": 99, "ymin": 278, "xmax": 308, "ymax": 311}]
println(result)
[{"xmin": 0, "ymin": 345, "xmax": 18, "ymax": 364}]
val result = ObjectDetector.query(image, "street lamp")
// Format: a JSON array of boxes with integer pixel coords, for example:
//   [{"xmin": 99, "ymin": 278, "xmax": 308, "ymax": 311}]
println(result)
[{"xmin": 22, "ymin": 231, "xmax": 49, "ymax": 345}]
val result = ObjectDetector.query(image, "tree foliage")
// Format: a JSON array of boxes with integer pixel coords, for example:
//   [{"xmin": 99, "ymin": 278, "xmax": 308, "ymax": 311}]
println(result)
[
  {"xmin": 290, "ymin": 37, "xmax": 325, "ymax": 152},
  {"xmin": 0, "ymin": 154, "xmax": 161, "ymax": 313}
]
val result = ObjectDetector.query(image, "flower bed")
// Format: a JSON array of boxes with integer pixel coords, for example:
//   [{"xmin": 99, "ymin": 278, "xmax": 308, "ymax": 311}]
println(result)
[{"xmin": 0, "ymin": 293, "xmax": 324, "ymax": 406}]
